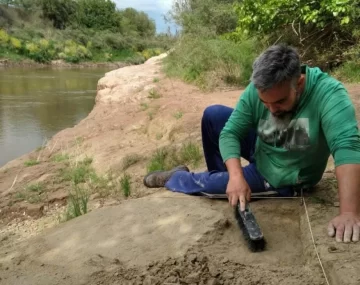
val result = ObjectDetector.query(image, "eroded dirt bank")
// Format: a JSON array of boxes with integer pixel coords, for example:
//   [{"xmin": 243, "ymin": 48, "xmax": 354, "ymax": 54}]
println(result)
[{"xmin": 0, "ymin": 54, "xmax": 359, "ymax": 284}]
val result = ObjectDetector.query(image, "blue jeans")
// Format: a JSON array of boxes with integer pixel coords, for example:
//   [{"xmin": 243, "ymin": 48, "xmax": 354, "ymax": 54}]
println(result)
[{"xmin": 165, "ymin": 105, "xmax": 294, "ymax": 197}]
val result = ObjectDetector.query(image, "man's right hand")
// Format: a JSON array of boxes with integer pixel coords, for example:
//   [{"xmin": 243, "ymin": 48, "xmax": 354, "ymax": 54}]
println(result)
[{"xmin": 226, "ymin": 175, "xmax": 251, "ymax": 211}]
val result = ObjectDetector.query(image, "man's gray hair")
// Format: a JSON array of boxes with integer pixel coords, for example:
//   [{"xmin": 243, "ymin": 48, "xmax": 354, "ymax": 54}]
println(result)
[{"xmin": 251, "ymin": 44, "xmax": 301, "ymax": 91}]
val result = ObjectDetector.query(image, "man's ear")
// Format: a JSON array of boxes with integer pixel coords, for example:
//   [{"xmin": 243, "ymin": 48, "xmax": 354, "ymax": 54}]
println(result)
[{"xmin": 297, "ymin": 75, "xmax": 305, "ymax": 89}]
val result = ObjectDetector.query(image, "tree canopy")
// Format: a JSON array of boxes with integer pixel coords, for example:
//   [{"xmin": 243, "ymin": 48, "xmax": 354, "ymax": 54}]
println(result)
[{"xmin": 0, "ymin": 0, "xmax": 156, "ymax": 36}]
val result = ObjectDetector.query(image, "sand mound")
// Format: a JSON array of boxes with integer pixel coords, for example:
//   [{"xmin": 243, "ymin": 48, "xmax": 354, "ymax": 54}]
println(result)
[{"xmin": 0, "ymin": 192, "xmax": 327, "ymax": 285}]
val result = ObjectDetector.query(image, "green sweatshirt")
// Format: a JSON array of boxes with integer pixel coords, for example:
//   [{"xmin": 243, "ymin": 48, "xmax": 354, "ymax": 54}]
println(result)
[{"xmin": 219, "ymin": 65, "xmax": 360, "ymax": 188}]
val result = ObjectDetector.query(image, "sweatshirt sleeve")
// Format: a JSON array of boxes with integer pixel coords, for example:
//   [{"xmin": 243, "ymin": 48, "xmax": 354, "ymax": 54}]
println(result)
[
  {"xmin": 320, "ymin": 84, "xmax": 360, "ymax": 166},
  {"xmin": 219, "ymin": 84, "xmax": 255, "ymax": 162}
]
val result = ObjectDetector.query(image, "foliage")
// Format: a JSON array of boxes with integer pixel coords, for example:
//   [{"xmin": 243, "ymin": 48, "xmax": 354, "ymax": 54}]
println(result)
[
  {"xmin": 332, "ymin": 42, "xmax": 360, "ymax": 82},
  {"xmin": 119, "ymin": 8, "xmax": 156, "ymax": 37},
  {"xmin": 58, "ymin": 40, "xmax": 91, "ymax": 63},
  {"xmin": 0, "ymin": 0, "xmax": 35, "ymax": 9},
  {"xmin": 233, "ymin": 0, "xmax": 353, "ymax": 35},
  {"xmin": 166, "ymin": 0, "xmax": 360, "ymax": 85},
  {"xmin": 63, "ymin": 186, "xmax": 89, "ymax": 221},
  {"xmin": 0, "ymin": 1, "xmax": 173, "ymax": 64},
  {"xmin": 121, "ymin": 154, "xmax": 142, "ymax": 170},
  {"xmin": 0, "ymin": 28, "xmax": 9, "ymax": 45},
  {"xmin": 146, "ymin": 141, "xmax": 204, "ymax": 173},
  {"xmin": 141, "ymin": 48, "xmax": 163, "ymax": 60},
  {"xmin": 39, "ymin": 0, "xmax": 77, "ymax": 29},
  {"xmin": 52, "ymin": 153, "xmax": 70, "ymax": 162},
  {"xmin": 9, "ymin": 36, "xmax": 21, "ymax": 50},
  {"xmin": 0, "ymin": 0, "xmax": 15, "ymax": 6},
  {"xmin": 179, "ymin": 141, "xmax": 202, "ymax": 168},
  {"xmin": 164, "ymin": 35, "xmax": 259, "ymax": 89},
  {"xmin": 74, "ymin": 0, "xmax": 118, "ymax": 30},
  {"xmin": 120, "ymin": 173, "xmax": 131, "ymax": 198},
  {"xmin": 24, "ymin": 159, "xmax": 40, "ymax": 166},
  {"xmin": 147, "ymin": 148, "xmax": 168, "ymax": 173},
  {"xmin": 14, "ymin": 182, "xmax": 46, "ymax": 204},
  {"xmin": 229, "ymin": 0, "xmax": 360, "ymax": 69},
  {"xmin": 169, "ymin": 0, "xmax": 238, "ymax": 36},
  {"xmin": 60, "ymin": 157, "xmax": 95, "ymax": 185}
]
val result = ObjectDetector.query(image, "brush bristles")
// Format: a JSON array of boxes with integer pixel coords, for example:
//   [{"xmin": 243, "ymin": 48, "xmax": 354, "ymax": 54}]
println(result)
[{"xmin": 234, "ymin": 206, "xmax": 266, "ymax": 252}]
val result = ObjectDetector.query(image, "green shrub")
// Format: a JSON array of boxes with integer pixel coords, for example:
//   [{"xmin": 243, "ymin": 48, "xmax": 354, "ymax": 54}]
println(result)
[
  {"xmin": 9, "ymin": 37, "xmax": 22, "ymax": 51},
  {"xmin": 58, "ymin": 40, "xmax": 92, "ymax": 63},
  {"xmin": 0, "ymin": 29, "xmax": 10, "ymax": 46},
  {"xmin": 64, "ymin": 186, "xmax": 89, "ymax": 221},
  {"xmin": 164, "ymin": 35, "xmax": 259, "ymax": 89},
  {"xmin": 120, "ymin": 173, "xmax": 131, "ymax": 198}
]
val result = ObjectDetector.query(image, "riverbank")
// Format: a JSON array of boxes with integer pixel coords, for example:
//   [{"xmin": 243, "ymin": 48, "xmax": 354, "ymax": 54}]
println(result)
[
  {"xmin": 0, "ymin": 58, "xmax": 138, "ymax": 69},
  {"xmin": 0, "ymin": 54, "xmax": 359, "ymax": 285}
]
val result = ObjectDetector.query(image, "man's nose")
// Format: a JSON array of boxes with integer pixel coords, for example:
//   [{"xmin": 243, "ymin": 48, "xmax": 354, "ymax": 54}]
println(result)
[{"xmin": 268, "ymin": 104, "xmax": 279, "ymax": 114}]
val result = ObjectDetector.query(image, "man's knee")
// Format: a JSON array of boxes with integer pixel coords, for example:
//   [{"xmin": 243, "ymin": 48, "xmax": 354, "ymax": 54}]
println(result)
[{"xmin": 202, "ymin": 104, "xmax": 228, "ymax": 123}]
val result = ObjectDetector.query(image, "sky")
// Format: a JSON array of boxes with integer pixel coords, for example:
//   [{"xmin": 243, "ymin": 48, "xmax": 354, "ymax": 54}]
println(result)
[{"xmin": 113, "ymin": 0, "xmax": 178, "ymax": 34}]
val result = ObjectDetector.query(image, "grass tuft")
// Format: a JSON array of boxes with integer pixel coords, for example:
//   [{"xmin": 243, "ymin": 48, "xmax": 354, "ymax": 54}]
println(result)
[
  {"xmin": 140, "ymin": 102, "xmax": 149, "ymax": 111},
  {"xmin": 60, "ymin": 157, "xmax": 94, "ymax": 185},
  {"xmin": 179, "ymin": 141, "xmax": 202, "ymax": 168},
  {"xmin": 63, "ymin": 186, "xmax": 89, "ymax": 221},
  {"xmin": 148, "ymin": 110, "xmax": 154, "ymax": 120},
  {"xmin": 24, "ymin": 159, "xmax": 40, "ymax": 167},
  {"xmin": 146, "ymin": 141, "xmax": 204, "ymax": 173},
  {"xmin": 122, "ymin": 154, "xmax": 142, "ymax": 170},
  {"xmin": 173, "ymin": 111, "xmax": 183, "ymax": 120},
  {"xmin": 120, "ymin": 173, "xmax": 131, "ymax": 198},
  {"xmin": 52, "ymin": 153, "xmax": 70, "ymax": 162},
  {"xmin": 14, "ymin": 182, "xmax": 46, "ymax": 204},
  {"xmin": 147, "ymin": 148, "xmax": 168, "ymax": 172},
  {"xmin": 26, "ymin": 183, "xmax": 44, "ymax": 193},
  {"xmin": 148, "ymin": 88, "xmax": 161, "ymax": 99},
  {"xmin": 333, "ymin": 61, "xmax": 360, "ymax": 83}
]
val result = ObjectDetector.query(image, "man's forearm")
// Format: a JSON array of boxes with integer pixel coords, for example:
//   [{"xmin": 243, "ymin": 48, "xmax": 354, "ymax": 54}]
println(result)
[
  {"xmin": 225, "ymin": 158, "xmax": 244, "ymax": 179},
  {"xmin": 335, "ymin": 164, "xmax": 360, "ymax": 214}
]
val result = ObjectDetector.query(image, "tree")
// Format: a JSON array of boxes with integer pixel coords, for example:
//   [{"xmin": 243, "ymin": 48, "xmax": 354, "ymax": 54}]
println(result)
[
  {"xmin": 14, "ymin": 0, "xmax": 35, "ymax": 10},
  {"xmin": 74, "ymin": 0, "xmax": 118, "ymax": 30},
  {"xmin": 0, "ymin": 0, "xmax": 15, "ymax": 7},
  {"xmin": 233, "ymin": 0, "xmax": 354, "ymax": 35},
  {"xmin": 119, "ymin": 8, "xmax": 156, "ymax": 37},
  {"xmin": 168, "ymin": 0, "xmax": 238, "ymax": 36},
  {"xmin": 40, "ymin": 0, "xmax": 77, "ymax": 29}
]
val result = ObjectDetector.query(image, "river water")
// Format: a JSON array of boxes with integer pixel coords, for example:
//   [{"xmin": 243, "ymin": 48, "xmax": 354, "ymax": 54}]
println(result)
[{"xmin": 0, "ymin": 66, "xmax": 113, "ymax": 167}]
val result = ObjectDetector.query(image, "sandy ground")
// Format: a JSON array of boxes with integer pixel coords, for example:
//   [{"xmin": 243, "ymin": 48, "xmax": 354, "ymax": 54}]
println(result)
[{"xmin": 0, "ymin": 54, "xmax": 359, "ymax": 284}]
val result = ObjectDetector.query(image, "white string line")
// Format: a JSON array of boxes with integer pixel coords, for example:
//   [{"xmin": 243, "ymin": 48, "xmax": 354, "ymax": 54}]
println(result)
[{"xmin": 302, "ymin": 195, "xmax": 331, "ymax": 285}]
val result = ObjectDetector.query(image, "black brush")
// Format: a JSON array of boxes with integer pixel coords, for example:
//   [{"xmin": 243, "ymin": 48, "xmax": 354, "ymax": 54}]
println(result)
[{"xmin": 234, "ymin": 201, "xmax": 266, "ymax": 252}]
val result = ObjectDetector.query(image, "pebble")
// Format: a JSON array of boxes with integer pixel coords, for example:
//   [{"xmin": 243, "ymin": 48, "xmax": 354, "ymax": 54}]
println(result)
[
  {"xmin": 143, "ymin": 276, "xmax": 152, "ymax": 285},
  {"xmin": 208, "ymin": 264, "xmax": 220, "ymax": 277},
  {"xmin": 183, "ymin": 272, "xmax": 200, "ymax": 283},
  {"xmin": 188, "ymin": 254, "xmax": 197, "ymax": 263},
  {"xmin": 223, "ymin": 271, "xmax": 234, "ymax": 279},
  {"xmin": 165, "ymin": 276, "xmax": 178, "ymax": 283},
  {"xmin": 207, "ymin": 278, "xmax": 219, "ymax": 285}
]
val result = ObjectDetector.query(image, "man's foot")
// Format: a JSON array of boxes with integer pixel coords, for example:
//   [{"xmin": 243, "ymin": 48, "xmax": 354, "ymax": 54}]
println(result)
[{"xmin": 143, "ymin": 165, "xmax": 190, "ymax": 188}]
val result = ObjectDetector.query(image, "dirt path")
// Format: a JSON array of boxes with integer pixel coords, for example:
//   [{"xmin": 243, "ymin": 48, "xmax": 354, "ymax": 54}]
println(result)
[{"xmin": 0, "ymin": 54, "xmax": 359, "ymax": 284}]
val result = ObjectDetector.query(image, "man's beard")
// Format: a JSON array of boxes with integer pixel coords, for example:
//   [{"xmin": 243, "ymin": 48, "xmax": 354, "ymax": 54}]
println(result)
[
  {"xmin": 270, "ymin": 91, "xmax": 300, "ymax": 128},
  {"xmin": 269, "ymin": 111, "xmax": 293, "ymax": 130}
]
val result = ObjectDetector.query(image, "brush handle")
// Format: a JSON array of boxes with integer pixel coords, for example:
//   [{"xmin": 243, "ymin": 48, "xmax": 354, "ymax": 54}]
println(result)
[{"xmin": 237, "ymin": 203, "xmax": 264, "ymax": 241}]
